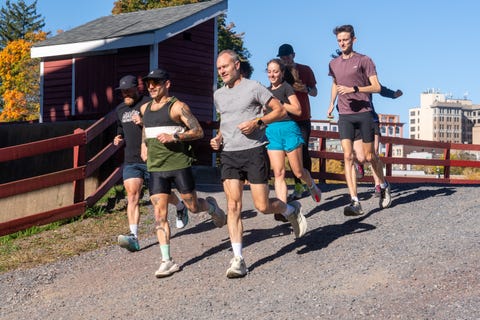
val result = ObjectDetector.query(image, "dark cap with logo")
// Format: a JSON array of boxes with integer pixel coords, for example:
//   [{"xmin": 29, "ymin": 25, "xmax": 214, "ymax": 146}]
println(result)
[
  {"xmin": 116, "ymin": 75, "xmax": 138, "ymax": 90},
  {"xmin": 277, "ymin": 43, "xmax": 294, "ymax": 57},
  {"xmin": 142, "ymin": 68, "xmax": 170, "ymax": 82}
]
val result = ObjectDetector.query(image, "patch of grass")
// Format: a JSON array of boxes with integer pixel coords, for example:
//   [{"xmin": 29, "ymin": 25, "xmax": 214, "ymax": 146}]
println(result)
[{"xmin": 0, "ymin": 186, "xmax": 154, "ymax": 274}]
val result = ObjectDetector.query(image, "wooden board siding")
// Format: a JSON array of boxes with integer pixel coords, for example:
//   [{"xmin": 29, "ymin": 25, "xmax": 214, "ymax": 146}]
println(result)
[
  {"xmin": 74, "ymin": 55, "xmax": 117, "ymax": 118},
  {"xmin": 158, "ymin": 19, "xmax": 215, "ymax": 123},
  {"xmin": 42, "ymin": 59, "xmax": 73, "ymax": 122},
  {"xmin": 42, "ymin": 48, "xmax": 152, "ymax": 122},
  {"xmin": 115, "ymin": 46, "xmax": 150, "ymax": 95},
  {"xmin": 157, "ymin": 20, "xmax": 215, "ymax": 166},
  {"xmin": 38, "ymin": 18, "xmax": 216, "ymax": 165}
]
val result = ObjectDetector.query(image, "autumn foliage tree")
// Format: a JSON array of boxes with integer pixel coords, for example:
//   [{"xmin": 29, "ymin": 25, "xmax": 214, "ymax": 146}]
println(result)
[
  {"xmin": 0, "ymin": 0, "xmax": 46, "ymax": 121},
  {"xmin": 0, "ymin": 31, "xmax": 46, "ymax": 121}
]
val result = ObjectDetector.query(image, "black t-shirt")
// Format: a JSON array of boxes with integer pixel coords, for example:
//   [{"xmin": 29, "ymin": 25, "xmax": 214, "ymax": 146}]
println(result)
[{"xmin": 115, "ymin": 95, "xmax": 151, "ymax": 164}]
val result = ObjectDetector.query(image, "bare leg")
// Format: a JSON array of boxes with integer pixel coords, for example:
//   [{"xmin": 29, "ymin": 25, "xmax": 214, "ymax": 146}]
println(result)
[
  {"xmin": 150, "ymin": 193, "xmax": 171, "ymax": 245},
  {"xmin": 223, "ymin": 179, "xmax": 245, "ymax": 244},
  {"xmin": 341, "ymin": 139, "xmax": 357, "ymax": 199},
  {"xmin": 250, "ymin": 182, "xmax": 287, "ymax": 214},
  {"xmin": 123, "ymin": 177, "xmax": 143, "ymax": 227},
  {"xmin": 268, "ymin": 150, "xmax": 288, "ymax": 203},
  {"xmin": 286, "ymin": 146, "xmax": 316, "ymax": 188}
]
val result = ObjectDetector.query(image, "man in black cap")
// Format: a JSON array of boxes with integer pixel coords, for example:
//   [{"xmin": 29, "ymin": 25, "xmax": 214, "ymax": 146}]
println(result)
[
  {"xmin": 114, "ymin": 75, "xmax": 188, "ymax": 253},
  {"xmin": 140, "ymin": 68, "xmax": 226, "ymax": 278},
  {"xmin": 277, "ymin": 44, "xmax": 318, "ymax": 202}
]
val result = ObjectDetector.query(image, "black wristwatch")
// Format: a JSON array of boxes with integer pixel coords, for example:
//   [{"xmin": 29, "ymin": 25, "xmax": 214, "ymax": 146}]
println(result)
[
  {"xmin": 353, "ymin": 86, "xmax": 359, "ymax": 93},
  {"xmin": 256, "ymin": 118, "xmax": 264, "ymax": 126},
  {"xmin": 173, "ymin": 132, "xmax": 180, "ymax": 142}
]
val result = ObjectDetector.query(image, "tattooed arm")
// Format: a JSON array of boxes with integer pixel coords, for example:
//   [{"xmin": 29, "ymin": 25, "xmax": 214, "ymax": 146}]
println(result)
[
  {"xmin": 170, "ymin": 100, "xmax": 204, "ymax": 142},
  {"xmin": 141, "ymin": 127, "xmax": 148, "ymax": 162}
]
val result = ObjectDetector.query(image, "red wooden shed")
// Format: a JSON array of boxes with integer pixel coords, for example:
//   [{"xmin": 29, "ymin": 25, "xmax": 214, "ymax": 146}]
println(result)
[{"xmin": 31, "ymin": 0, "xmax": 227, "ymax": 124}]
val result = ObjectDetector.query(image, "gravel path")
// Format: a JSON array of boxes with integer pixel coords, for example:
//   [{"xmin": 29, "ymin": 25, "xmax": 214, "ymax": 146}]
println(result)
[{"xmin": 1, "ymin": 183, "xmax": 479, "ymax": 320}]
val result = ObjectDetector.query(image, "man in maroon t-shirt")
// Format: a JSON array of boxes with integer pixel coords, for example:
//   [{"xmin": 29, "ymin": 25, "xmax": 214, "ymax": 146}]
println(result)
[
  {"xmin": 277, "ymin": 43, "xmax": 318, "ymax": 201},
  {"xmin": 327, "ymin": 25, "xmax": 392, "ymax": 216}
]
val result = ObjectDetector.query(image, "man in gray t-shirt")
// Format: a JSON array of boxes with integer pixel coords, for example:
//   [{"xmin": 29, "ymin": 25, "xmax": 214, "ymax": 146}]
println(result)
[{"xmin": 210, "ymin": 50, "xmax": 308, "ymax": 279}]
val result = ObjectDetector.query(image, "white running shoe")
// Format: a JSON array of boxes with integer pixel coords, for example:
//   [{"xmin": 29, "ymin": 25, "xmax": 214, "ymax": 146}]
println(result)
[
  {"xmin": 155, "ymin": 260, "xmax": 180, "ymax": 278},
  {"xmin": 226, "ymin": 256, "xmax": 247, "ymax": 278}
]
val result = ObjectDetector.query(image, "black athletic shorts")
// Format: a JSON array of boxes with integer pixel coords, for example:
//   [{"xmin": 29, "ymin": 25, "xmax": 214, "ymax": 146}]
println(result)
[
  {"xmin": 339, "ymin": 112, "xmax": 375, "ymax": 143},
  {"xmin": 220, "ymin": 145, "xmax": 270, "ymax": 183},
  {"xmin": 149, "ymin": 167, "xmax": 195, "ymax": 195},
  {"xmin": 354, "ymin": 121, "xmax": 380, "ymax": 141}
]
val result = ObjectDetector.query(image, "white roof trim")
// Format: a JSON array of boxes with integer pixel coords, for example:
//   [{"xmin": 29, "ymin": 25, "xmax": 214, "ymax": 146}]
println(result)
[{"xmin": 31, "ymin": 4, "xmax": 226, "ymax": 59}]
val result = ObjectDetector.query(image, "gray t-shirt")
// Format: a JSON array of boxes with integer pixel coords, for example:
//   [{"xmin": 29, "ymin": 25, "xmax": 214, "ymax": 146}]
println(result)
[{"xmin": 214, "ymin": 78, "xmax": 273, "ymax": 151}]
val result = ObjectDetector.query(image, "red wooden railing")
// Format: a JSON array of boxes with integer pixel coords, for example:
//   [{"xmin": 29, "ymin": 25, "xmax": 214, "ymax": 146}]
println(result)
[
  {"xmin": 1, "ymin": 122, "xmax": 479, "ymax": 236},
  {"xmin": 309, "ymin": 130, "xmax": 480, "ymax": 184},
  {"xmin": 0, "ymin": 111, "xmax": 122, "ymax": 236}
]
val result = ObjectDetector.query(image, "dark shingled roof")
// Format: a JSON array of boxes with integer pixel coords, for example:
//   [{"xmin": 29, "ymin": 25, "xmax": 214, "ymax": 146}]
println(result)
[{"xmin": 34, "ymin": 0, "xmax": 226, "ymax": 47}]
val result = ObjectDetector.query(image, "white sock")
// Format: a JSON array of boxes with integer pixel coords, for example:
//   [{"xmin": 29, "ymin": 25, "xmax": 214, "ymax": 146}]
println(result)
[
  {"xmin": 176, "ymin": 201, "xmax": 185, "ymax": 210},
  {"xmin": 231, "ymin": 242, "xmax": 243, "ymax": 258},
  {"xmin": 351, "ymin": 196, "xmax": 359, "ymax": 202},
  {"xmin": 380, "ymin": 182, "xmax": 387, "ymax": 189},
  {"xmin": 129, "ymin": 224, "xmax": 138, "ymax": 238}
]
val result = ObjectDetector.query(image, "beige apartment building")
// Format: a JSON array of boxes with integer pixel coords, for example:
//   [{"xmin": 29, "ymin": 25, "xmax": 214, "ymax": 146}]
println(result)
[{"xmin": 409, "ymin": 90, "xmax": 480, "ymax": 144}]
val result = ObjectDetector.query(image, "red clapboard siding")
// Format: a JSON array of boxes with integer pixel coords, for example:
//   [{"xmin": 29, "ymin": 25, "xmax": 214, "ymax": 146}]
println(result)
[
  {"xmin": 75, "ymin": 56, "xmax": 117, "ymax": 117},
  {"xmin": 115, "ymin": 46, "xmax": 151, "ymax": 95},
  {"xmin": 43, "ymin": 59, "xmax": 73, "ymax": 121}
]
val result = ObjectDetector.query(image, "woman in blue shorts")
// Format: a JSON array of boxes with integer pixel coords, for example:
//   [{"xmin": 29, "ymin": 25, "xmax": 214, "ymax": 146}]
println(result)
[{"xmin": 265, "ymin": 59, "xmax": 321, "ymax": 212}]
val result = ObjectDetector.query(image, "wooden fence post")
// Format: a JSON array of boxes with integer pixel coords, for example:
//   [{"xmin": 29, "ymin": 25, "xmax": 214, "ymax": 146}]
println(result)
[
  {"xmin": 73, "ymin": 128, "xmax": 86, "ymax": 203},
  {"xmin": 443, "ymin": 147, "xmax": 450, "ymax": 179}
]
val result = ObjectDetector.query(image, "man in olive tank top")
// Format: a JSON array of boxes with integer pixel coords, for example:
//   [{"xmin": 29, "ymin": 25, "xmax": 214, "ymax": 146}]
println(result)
[{"xmin": 140, "ymin": 68, "xmax": 226, "ymax": 278}]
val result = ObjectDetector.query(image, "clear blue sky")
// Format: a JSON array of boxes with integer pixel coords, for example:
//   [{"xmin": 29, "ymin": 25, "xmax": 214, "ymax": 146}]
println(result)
[{"xmin": 4, "ymin": 0, "xmax": 479, "ymax": 135}]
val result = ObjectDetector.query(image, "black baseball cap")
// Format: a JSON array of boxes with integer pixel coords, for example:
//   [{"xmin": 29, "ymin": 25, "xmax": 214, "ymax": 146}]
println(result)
[
  {"xmin": 115, "ymin": 75, "xmax": 138, "ymax": 90},
  {"xmin": 277, "ymin": 43, "xmax": 294, "ymax": 57},
  {"xmin": 142, "ymin": 68, "xmax": 170, "ymax": 82}
]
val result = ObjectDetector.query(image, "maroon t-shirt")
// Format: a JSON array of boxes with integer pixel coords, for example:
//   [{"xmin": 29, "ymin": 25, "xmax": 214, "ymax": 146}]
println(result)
[
  {"xmin": 291, "ymin": 63, "xmax": 316, "ymax": 121},
  {"xmin": 328, "ymin": 53, "xmax": 376, "ymax": 114}
]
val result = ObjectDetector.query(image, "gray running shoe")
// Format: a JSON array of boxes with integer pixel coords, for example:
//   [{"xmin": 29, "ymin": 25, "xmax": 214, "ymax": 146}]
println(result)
[
  {"xmin": 118, "ymin": 233, "xmax": 140, "ymax": 252},
  {"xmin": 155, "ymin": 260, "xmax": 180, "ymax": 278},
  {"xmin": 226, "ymin": 256, "xmax": 247, "ymax": 278},
  {"xmin": 379, "ymin": 181, "xmax": 392, "ymax": 209},
  {"xmin": 175, "ymin": 204, "xmax": 189, "ymax": 229},
  {"xmin": 344, "ymin": 200, "xmax": 364, "ymax": 216},
  {"xmin": 206, "ymin": 196, "xmax": 226, "ymax": 227},
  {"xmin": 308, "ymin": 183, "xmax": 322, "ymax": 203},
  {"xmin": 287, "ymin": 201, "xmax": 307, "ymax": 238}
]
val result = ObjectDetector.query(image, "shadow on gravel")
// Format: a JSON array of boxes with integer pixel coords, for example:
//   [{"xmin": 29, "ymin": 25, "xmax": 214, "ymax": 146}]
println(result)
[
  {"xmin": 247, "ymin": 210, "xmax": 378, "ymax": 272},
  {"xmin": 312, "ymin": 183, "xmax": 457, "ymax": 213},
  {"xmin": 387, "ymin": 184, "xmax": 456, "ymax": 207},
  {"xmin": 174, "ymin": 209, "xmax": 259, "ymax": 269},
  {"xmin": 296, "ymin": 210, "xmax": 378, "ymax": 255}
]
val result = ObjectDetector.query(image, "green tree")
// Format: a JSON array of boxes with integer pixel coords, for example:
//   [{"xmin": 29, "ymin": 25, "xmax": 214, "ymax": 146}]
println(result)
[{"xmin": 0, "ymin": 0, "xmax": 45, "ymax": 49}]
